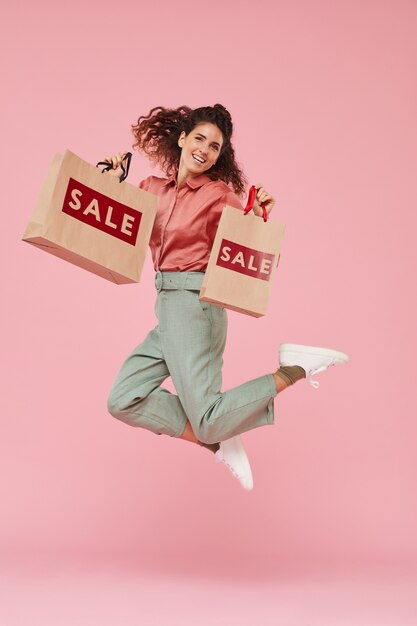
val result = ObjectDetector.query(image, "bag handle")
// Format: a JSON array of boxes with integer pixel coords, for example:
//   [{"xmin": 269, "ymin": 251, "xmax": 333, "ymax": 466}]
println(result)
[
  {"xmin": 243, "ymin": 185, "xmax": 268, "ymax": 222},
  {"xmin": 96, "ymin": 152, "xmax": 132, "ymax": 183}
]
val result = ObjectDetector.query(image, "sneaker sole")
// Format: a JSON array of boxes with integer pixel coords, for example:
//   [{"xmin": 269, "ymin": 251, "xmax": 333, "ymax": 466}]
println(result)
[
  {"xmin": 217, "ymin": 437, "xmax": 254, "ymax": 490},
  {"xmin": 279, "ymin": 343, "xmax": 349, "ymax": 364},
  {"xmin": 231, "ymin": 445, "xmax": 254, "ymax": 491}
]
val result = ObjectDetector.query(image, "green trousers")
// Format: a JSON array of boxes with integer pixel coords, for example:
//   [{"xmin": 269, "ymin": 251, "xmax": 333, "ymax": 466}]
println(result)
[{"xmin": 107, "ymin": 271, "xmax": 277, "ymax": 444}]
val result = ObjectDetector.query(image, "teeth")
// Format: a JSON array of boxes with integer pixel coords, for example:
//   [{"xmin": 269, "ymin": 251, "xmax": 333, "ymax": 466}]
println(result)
[{"xmin": 193, "ymin": 155, "xmax": 205, "ymax": 163}]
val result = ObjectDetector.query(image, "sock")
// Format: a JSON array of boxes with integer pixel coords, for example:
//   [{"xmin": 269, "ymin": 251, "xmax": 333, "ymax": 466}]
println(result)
[
  {"xmin": 198, "ymin": 441, "xmax": 220, "ymax": 454},
  {"xmin": 275, "ymin": 365, "xmax": 306, "ymax": 386}
]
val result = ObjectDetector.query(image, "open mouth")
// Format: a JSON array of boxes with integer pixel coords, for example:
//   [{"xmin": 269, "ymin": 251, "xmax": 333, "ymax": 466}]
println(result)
[{"xmin": 192, "ymin": 154, "xmax": 206, "ymax": 164}]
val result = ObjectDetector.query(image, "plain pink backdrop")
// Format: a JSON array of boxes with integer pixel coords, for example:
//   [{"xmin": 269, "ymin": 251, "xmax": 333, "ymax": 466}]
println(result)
[{"xmin": 1, "ymin": 0, "xmax": 417, "ymax": 576}]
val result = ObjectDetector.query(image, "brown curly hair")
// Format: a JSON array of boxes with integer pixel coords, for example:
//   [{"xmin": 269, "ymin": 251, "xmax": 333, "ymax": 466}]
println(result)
[{"xmin": 131, "ymin": 104, "xmax": 247, "ymax": 196}]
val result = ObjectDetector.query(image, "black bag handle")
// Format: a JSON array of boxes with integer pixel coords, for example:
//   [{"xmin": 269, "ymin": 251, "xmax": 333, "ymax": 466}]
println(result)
[{"xmin": 96, "ymin": 152, "xmax": 132, "ymax": 182}]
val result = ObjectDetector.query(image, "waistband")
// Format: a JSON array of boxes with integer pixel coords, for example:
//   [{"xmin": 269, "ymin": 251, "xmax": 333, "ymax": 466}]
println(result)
[{"xmin": 155, "ymin": 271, "xmax": 205, "ymax": 292}]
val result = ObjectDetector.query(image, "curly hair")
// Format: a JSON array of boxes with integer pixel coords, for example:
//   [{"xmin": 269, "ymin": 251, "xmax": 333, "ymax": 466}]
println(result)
[{"xmin": 131, "ymin": 104, "xmax": 247, "ymax": 196}]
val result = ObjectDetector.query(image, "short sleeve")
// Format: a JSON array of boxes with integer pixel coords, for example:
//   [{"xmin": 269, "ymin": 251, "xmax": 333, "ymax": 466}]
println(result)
[
  {"xmin": 220, "ymin": 189, "xmax": 245, "ymax": 212},
  {"xmin": 206, "ymin": 189, "xmax": 245, "ymax": 242}
]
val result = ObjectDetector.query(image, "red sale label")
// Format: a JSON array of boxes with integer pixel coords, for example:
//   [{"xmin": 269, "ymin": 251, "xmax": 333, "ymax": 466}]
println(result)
[
  {"xmin": 61, "ymin": 178, "xmax": 141, "ymax": 246},
  {"xmin": 216, "ymin": 239, "xmax": 275, "ymax": 281}
]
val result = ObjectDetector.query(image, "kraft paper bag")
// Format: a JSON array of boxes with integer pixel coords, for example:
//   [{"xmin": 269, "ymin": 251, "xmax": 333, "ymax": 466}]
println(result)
[
  {"xmin": 22, "ymin": 149, "xmax": 158, "ymax": 284},
  {"xmin": 199, "ymin": 186, "xmax": 286, "ymax": 317}
]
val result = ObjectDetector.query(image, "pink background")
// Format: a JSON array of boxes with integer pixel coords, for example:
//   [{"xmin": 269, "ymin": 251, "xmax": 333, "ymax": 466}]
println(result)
[{"xmin": 1, "ymin": 0, "xmax": 417, "ymax": 623}]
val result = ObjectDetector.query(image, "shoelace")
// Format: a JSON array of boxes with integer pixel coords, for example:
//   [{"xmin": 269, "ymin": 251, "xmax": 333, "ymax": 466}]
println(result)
[{"xmin": 307, "ymin": 360, "xmax": 336, "ymax": 389}]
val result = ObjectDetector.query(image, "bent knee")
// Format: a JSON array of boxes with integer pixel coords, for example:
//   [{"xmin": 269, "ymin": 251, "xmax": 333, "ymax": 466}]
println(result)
[
  {"xmin": 107, "ymin": 394, "xmax": 142, "ymax": 428},
  {"xmin": 107, "ymin": 390, "xmax": 130, "ymax": 418}
]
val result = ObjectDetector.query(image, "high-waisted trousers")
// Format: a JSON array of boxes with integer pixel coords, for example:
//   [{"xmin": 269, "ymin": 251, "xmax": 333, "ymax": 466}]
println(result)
[{"xmin": 107, "ymin": 271, "xmax": 277, "ymax": 444}]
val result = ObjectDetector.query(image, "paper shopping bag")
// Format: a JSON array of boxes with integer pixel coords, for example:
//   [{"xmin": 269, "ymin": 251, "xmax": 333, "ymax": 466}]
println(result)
[
  {"xmin": 22, "ymin": 149, "xmax": 158, "ymax": 284},
  {"xmin": 199, "ymin": 186, "xmax": 285, "ymax": 317}
]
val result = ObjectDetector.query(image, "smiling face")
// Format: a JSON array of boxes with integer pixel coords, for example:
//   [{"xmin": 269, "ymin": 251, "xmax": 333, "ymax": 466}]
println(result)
[{"xmin": 177, "ymin": 122, "xmax": 224, "ymax": 182}]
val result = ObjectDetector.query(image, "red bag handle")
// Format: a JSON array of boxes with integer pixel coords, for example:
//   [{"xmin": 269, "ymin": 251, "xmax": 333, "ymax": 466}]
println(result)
[{"xmin": 243, "ymin": 185, "xmax": 268, "ymax": 222}]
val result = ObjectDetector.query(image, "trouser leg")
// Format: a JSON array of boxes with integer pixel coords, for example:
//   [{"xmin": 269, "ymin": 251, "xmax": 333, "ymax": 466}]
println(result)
[
  {"xmin": 157, "ymin": 288, "xmax": 277, "ymax": 445},
  {"xmin": 107, "ymin": 325, "xmax": 188, "ymax": 437}
]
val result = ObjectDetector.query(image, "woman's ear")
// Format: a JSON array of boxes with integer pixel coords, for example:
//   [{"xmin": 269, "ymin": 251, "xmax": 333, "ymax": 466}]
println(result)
[{"xmin": 178, "ymin": 131, "xmax": 186, "ymax": 148}]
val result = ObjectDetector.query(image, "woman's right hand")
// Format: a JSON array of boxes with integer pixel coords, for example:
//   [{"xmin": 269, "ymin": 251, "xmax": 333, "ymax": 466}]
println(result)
[{"xmin": 100, "ymin": 152, "xmax": 129, "ymax": 178}]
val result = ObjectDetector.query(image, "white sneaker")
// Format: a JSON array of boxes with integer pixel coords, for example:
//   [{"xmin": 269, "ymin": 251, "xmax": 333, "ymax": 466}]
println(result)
[
  {"xmin": 279, "ymin": 343, "xmax": 349, "ymax": 389},
  {"xmin": 215, "ymin": 435, "xmax": 254, "ymax": 490}
]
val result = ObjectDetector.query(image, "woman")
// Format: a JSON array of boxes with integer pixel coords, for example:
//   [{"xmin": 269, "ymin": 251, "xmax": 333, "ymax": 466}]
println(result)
[{"xmin": 104, "ymin": 104, "xmax": 348, "ymax": 490}]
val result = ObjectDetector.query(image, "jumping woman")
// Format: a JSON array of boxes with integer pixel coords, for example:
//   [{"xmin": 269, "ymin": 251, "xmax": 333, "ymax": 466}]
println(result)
[{"xmin": 103, "ymin": 104, "xmax": 348, "ymax": 490}]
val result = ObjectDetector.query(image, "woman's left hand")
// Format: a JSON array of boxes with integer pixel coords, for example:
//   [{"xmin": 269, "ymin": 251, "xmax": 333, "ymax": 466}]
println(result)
[{"xmin": 252, "ymin": 182, "xmax": 276, "ymax": 218}]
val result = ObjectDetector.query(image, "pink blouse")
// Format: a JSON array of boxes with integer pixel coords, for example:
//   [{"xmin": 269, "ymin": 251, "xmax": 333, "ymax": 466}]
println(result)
[{"xmin": 138, "ymin": 172, "xmax": 245, "ymax": 272}]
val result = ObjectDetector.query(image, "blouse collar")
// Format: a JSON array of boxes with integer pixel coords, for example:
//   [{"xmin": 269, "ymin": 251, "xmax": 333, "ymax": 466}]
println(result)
[{"xmin": 162, "ymin": 172, "xmax": 213, "ymax": 189}]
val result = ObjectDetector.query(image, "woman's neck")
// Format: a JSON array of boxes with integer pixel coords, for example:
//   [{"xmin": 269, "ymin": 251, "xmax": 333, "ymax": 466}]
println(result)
[{"xmin": 176, "ymin": 163, "xmax": 200, "ymax": 188}]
